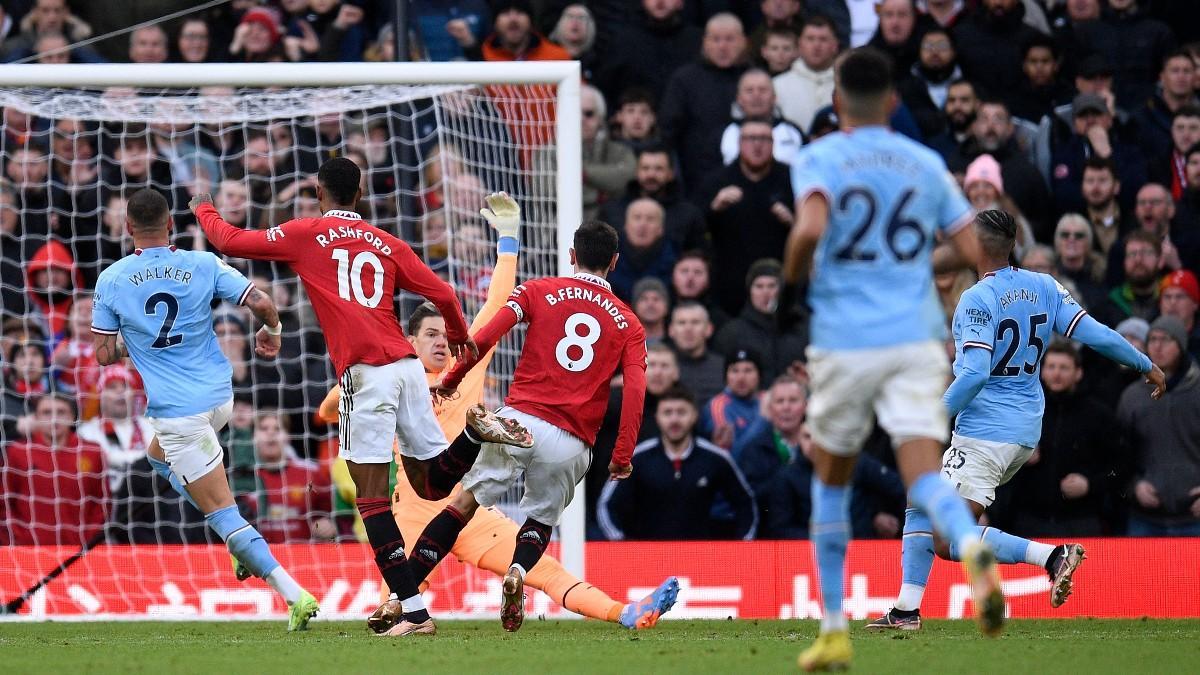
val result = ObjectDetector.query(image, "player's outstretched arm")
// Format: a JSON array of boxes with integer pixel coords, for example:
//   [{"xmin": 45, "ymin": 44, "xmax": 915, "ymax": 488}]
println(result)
[
  {"xmin": 190, "ymin": 193, "xmax": 294, "ymax": 261},
  {"xmin": 242, "ymin": 287, "xmax": 283, "ymax": 359},
  {"xmin": 782, "ymin": 193, "xmax": 829, "ymax": 285},
  {"xmin": 389, "ymin": 238, "xmax": 474, "ymax": 358},
  {"xmin": 943, "ymin": 346, "xmax": 991, "ymax": 417},
  {"xmin": 1069, "ymin": 313, "xmax": 1165, "ymax": 399},
  {"xmin": 436, "ymin": 307, "xmax": 520, "ymax": 399},
  {"xmin": 92, "ymin": 332, "xmax": 127, "ymax": 366}
]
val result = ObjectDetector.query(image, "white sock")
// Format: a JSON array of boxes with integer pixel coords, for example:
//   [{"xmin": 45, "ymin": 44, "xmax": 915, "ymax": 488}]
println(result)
[
  {"xmin": 266, "ymin": 568, "xmax": 303, "ymax": 605},
  {"xmin": 956, "ymin": 533, "xmax": 980, "ymax": 558},
  {"xmin": 895, "ymin": 583, "xmax": 926, "ymax": 612},
  {"xmin": 400, "ymin": 594, "xmax": 426, "ymax": 615},
  {"xmin": 510, "ymin": 563, "xmax": 527, "ymax": 578},
  {"xmin": 820, "ymin": 611, "xmax": 849, "ymax": 632},
  {"xmin": 1025, "ymin": 541, "xmax": 1056, "ymax": 567}
]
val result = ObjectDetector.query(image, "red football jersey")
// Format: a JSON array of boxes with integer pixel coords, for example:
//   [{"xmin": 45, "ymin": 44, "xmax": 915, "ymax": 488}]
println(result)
[
  {"xmin": 445, "ymin": 273, "xmax": 648, "ymax": 465},
  {"xmin": 196, "ymin": 204, "xmax": 468, "ymax": 376},
  {"xmin": 254, "ymin": 460, "xmax": 332, "ymax": 544}
]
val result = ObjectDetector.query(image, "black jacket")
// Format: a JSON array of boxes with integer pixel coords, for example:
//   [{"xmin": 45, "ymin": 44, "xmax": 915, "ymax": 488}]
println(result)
[
  {"xmin": 659, "ymin": 59, "xmax": 748, "ymax": 194},
  {"xmin": 593, "ymin": 9, "xmax": 703, "ymax": 105},
  {"xmin": 1074, "ymin": 6, "xmax": 1176, "ymax": 109},
  {"xmin": 598, "ymin": 436, "xmax": 757, "ymax": 541},
  {"xmin": 952, "ymin": 137, "xmax": 1054, "ymax": 241},
  {"xmin": 697, "ymin": 161, "xmax": 794, "ymax": 315},
  {"xmin": 713, "ymin": 303, "xmax": 807, "ymax": 383},
  {"xmin": 952, "ymin": 4, "xmax": 1045, "ymax": 102}
]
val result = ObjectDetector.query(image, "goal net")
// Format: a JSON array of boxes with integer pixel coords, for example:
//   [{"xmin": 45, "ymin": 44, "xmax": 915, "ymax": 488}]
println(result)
[{"xmin": 0, "ymin": 62, "xmax": 583, "ymax": 621}]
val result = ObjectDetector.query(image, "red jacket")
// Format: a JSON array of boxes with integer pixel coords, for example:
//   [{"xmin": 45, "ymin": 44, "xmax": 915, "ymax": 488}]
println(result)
[
  {"xmin": 253, "ymin": 459, "xmax": 332, "ymax": 543},
  {"xmin": 480, "ymin": 33, "xmax": 571, "ymax": 167},
  {"xmin": 25, "ymin": 240, "xmax": 84, "ymax": 345},
  {"xmin": 1, "ymin": 432, "xmax": 108, "ymax": 546}
]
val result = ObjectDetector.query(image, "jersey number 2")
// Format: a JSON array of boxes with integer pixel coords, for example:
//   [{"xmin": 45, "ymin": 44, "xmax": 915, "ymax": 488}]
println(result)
[
  {"xmin": 144, "ymin": 292, "xmax": 182, "ymax": 349},
  {"xmin": 332, "ymin": 249, "xmax": 384, "ymax": 308},
  {"xmin": 555, "ymin": 312, "xmax": 602, "ymax": 372}
]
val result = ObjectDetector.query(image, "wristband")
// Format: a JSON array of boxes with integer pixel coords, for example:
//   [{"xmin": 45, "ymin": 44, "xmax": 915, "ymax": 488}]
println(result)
[{"xmin": 263, "ymin": 322, "xmax": 282, "ymax": 336}]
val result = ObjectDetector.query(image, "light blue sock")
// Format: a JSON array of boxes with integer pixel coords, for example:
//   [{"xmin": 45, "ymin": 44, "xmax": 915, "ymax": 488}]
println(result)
[
  {"xmin": 908, "ymin": 472, "xmax": 978, "ymax": 553},
  {"xmin": 146, "ymin": 455, "xmax": 200, "ymax": 511},
  {"xmin": 810, "ymin": 476, "xmax": 851, "ymax": 632},
  {"xmin": 895, "ymin": 508, "xmax": 934, "ymax": 611},
  {"xmin": 949, "ymin": 526, "xmax": 1052, "ymax": 566},
  {"xmin": 206, "ymin": 505, "xmax": 280, "ymax": 578}
]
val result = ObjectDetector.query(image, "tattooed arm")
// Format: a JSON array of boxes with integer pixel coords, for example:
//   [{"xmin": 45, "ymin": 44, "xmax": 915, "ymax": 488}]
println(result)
[{"xmin": 93, "ymin": 331, "xmax": 127, "ymax": 366}]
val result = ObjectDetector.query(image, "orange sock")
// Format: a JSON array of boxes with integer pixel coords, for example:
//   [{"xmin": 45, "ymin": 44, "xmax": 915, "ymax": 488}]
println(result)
[{"xmin": 478, "ymin": 545, "xmax": 624, "ymax": 622}]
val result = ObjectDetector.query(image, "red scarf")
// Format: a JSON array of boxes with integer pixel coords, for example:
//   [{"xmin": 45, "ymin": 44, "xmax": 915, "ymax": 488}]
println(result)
[
  {"xmin": 102, "ymin": 418, "xmax": 146, "ymax": 453},
  {"xmin": 1172, "ymin": 150, "xmax": 1188, "ymax": 201}
]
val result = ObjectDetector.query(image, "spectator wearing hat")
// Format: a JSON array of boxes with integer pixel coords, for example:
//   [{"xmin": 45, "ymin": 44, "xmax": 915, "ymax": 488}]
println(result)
[
  {"xmin": 1073, "ymin": 0, "xmax": 1175, "ymax": 109},
  {"xmin": 774, "ymin": 15, "xmax": 839, "ymax": 135},
  {"xmin": 609, "ymin": 198, "xmax": 677, "ymax": 302},
  {"xmin": 713, "ymin": 259, "xmax": 808, "ymax": 381},
  {"xmin": 699, "ymin": 347, "xmax": 764, "ymax": 451},
  {"xmin": 668, "ymin": 300, "xmax": 725, "ymax": 407},
  {"xmin": 1081, "ymin": 316, "xmax": 1153, "ymax": 407},
  {"xmin": 1119, "ymin": 315, "xmax": 1200, "ymax": 537},
  {"xmin": 1158, "ymin": 269, "xmax": 1200, "ymax": 359},
  {"xmin": 1133, "ymin": 50, "xmax": 1199, "ymax": 164},
  {"xmin": 999, "ymin": 341, "xmax": 1122, "ymax": 537},
  {"xmin": 1096, "ymin": 229, "xmax": 1163, "ymax": 327},
  {"xmin": 698, "ymin": 118, "xmax": 795, "ymax": 316},
  {"xmin": 1050, "ymin": 91, "xmax": 1148, "ymax": 219},
  {"xmin": 468, "ymin": 0, "xmax": 569, "ymax": 62},
  {"xmin": 631, "ymin": 277, "xmax": 670, "ymax": 345},
  {"xmin": 719, "ymin": 69, "xmax": 805, "ymax": 167},
  {"xmin": 230, "ymin": 6, "xmax": 286, "ymax": 63},
  {"xmin": 598, "ymin": 385, "xmax": 758, "ymax": 541},
  {"xmin": 963, "ymin": 153, "xmax": 1035, "ymax": 259},
  {"xmin": 602, "ymin": 146, "xmax": 709, "ymax": 256}
]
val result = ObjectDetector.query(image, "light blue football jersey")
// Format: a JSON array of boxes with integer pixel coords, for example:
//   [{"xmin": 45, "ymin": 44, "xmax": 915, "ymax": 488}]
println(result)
[
  {"xmin": 92, "ymin": 246, "xmax": 253, "ymax": 418},
  {"xmin": 950, "ymin": 267, "xmax": 1088, "ymax": 447},
  {"xmin": 791, "ymin": 126, "xmax": 972, "ymax": 350}
]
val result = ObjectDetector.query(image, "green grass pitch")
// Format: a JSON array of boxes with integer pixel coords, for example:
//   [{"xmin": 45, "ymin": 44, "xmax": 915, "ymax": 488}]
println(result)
[{"xmin": 2, "ymin": 619, "xmax": 1197, "ymax": 674}]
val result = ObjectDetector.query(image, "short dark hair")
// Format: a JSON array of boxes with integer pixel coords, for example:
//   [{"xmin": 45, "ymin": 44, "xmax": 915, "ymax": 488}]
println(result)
[
  {"xmin": 676, "ymin": 249, "xmax": 710, "ymax": 267},
  {"xmin": 572, "ymin": 219, "xmax": 619, "ymax": 271},
  {"xmin": 802, "ymin": 14, "xmax": 837, "ymax": 35},
  {"xmin": 126, "ymin": 188, "xmax": 170, "ymax": 232},
  {"xmin": 406, "ymin": 301, "xmax": 442, "ymax": 336},
  {"xmin": 656, "ymin": 384, "xmax": 696, "ymax": 409},
  {"xmin": 1082, "ymin": 155, "xmax": 1117, "ymax": 178},
  {"xmin": 764, "ymin": 25, "xmax": 798, "ymax": 42},
  {"xmin": 1021, "ymin": 32, "xmax": 1057, "ymax": 59},
  {"xmin": 1186, "ymin": 142, "xmax": 1200, "ymax": 162},
  {"xmin": 317, "ymin": 157, "xmax": 361, "ymax": 206},
  {"xmin": 1126, "ymin": 228, "xmax": 1163, "ymax": 256},
  {"xmin": 1044, "ymin": 340, "xmax": 1082, "ymax": 367},
  {"xmin": 974, "ymin": 209, "xmax": 1017, "ymax": 257},
  {"xmin": 1162, "ymin": 47, "xmax": 1195, "ymax": 72},
  {"xmin": 836, "ymin": 47, "xmax": 894, "ymax": 99},
  {"xmin": 1174, "ymin": 104, "xmax": 1200, "ymax": 121},
  {"xmin": 670, "ymin": 299, "xmax": 710, "ymax": 321},
  {"xmin": 36, "ymin": 392, "xmax": 78, "ymax": 418},
  {"xmin": 636, "ymin": 144, "xmax": 672, "ymax": 161},
  {"xmin": 618, "ymin": 86, "xmax": 655, "ymax": 109}
]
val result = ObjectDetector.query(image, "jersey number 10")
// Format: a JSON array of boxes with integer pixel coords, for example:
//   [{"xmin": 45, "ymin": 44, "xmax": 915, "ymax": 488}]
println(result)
[{"xmin": 332, "ymin": 249, "xmax": 385, "ymax": 308}]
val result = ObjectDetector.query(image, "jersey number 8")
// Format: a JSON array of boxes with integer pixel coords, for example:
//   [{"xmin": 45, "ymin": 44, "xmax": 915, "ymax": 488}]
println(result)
[{"xmin": 555, "ymin": 312, "xmax": 602, "ymax": 372}]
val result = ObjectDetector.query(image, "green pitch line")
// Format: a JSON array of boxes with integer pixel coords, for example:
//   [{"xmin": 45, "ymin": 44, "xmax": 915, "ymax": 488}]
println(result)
[{"xmin": 1, "ymin": 619, "xmax": 1196, "ymax": 674}]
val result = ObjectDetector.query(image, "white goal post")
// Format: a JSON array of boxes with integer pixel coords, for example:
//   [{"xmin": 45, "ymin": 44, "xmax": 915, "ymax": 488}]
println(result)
[{"xmin": 0, "ymin": 59, "xmax": 587, "ymax": 616}]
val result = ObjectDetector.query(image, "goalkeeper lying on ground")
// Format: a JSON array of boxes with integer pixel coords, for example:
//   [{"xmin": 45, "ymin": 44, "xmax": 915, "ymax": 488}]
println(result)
[{"xmin": 317, "ymin": 193, "xmax": 678, "ymax": 632}]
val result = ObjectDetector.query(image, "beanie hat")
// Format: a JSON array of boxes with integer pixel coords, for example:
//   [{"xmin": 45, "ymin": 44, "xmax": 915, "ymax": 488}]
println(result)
[
  {"xmin": 632, "ymin": 276, "xmax": 668, "ymax": 304},
  {"xmin": 965, "ymin": 154, "xmax": 1004, "ymax": 194},
  {"xmin": 1160, "ymin": 269, "xmax": 1200, "ymax": 305},
  {"xmin": 1149, "ymin": 315, "xmax": 1188, "ymax": 352},
  {"xmin": 1115, "ymin": 317, "xmax": 1150, "ymax": 344},
  {"xmin": 724, "ymin": 347, "xmax": 763, "ymax": 374},
  {"xmin": 240, "ymin": 7, "xmax": 281, "ymax": 45},
  {"xmin": 744, "ymin": 258, "xmax": 782, "ymax": 290}
]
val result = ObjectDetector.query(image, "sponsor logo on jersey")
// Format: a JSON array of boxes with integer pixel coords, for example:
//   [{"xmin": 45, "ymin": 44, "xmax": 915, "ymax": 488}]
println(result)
[
  {"xmin": 519, "ymin": 530, "xmax": 543, "ymax": 544},
  {"xmin": 266, "ymin": 226, "xmax": 286, "ymax": 242}
]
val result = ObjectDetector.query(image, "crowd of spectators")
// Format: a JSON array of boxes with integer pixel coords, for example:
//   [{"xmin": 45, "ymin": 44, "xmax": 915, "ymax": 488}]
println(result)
[{"xmin": 3, "ymin": 0, "xmax": 1200, "ymax": 545}]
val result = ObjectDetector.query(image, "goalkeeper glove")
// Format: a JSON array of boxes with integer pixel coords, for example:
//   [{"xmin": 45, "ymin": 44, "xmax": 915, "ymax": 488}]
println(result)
[{"xmin": 480, "ymin": 191, "xmax": 521, "ymax": 239}]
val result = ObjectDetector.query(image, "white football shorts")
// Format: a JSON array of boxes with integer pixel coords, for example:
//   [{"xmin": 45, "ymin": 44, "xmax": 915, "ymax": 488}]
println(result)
[
  {"xmin": 462, "ymin": 406, "xmax": 590, "ymax": 526},
  {"xmin": 338, "ymin": 357, "xmax": 448, "ymax": 464},
  {"xmin": 805, "ymin": 340, "xmax": 950, "ymax": 456},
  {"xmin": 147, "ymin": 398, "xmax": 233, "ymax": 484},
  {"xmin": 941, "ymin": 433, "xmax": 1035, "ymax": 508}
]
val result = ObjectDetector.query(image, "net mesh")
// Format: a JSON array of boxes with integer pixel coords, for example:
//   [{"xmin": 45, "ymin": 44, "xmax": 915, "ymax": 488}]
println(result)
[{"xmin": 0, "ymin": 81, "xmax": 569, "ymax": 619}]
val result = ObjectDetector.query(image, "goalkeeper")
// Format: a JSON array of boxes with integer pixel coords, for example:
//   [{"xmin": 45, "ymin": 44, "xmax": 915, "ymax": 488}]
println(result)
[{"xmin": 317, "ymin": 193, "xmax": 678, "ymax": 632}]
